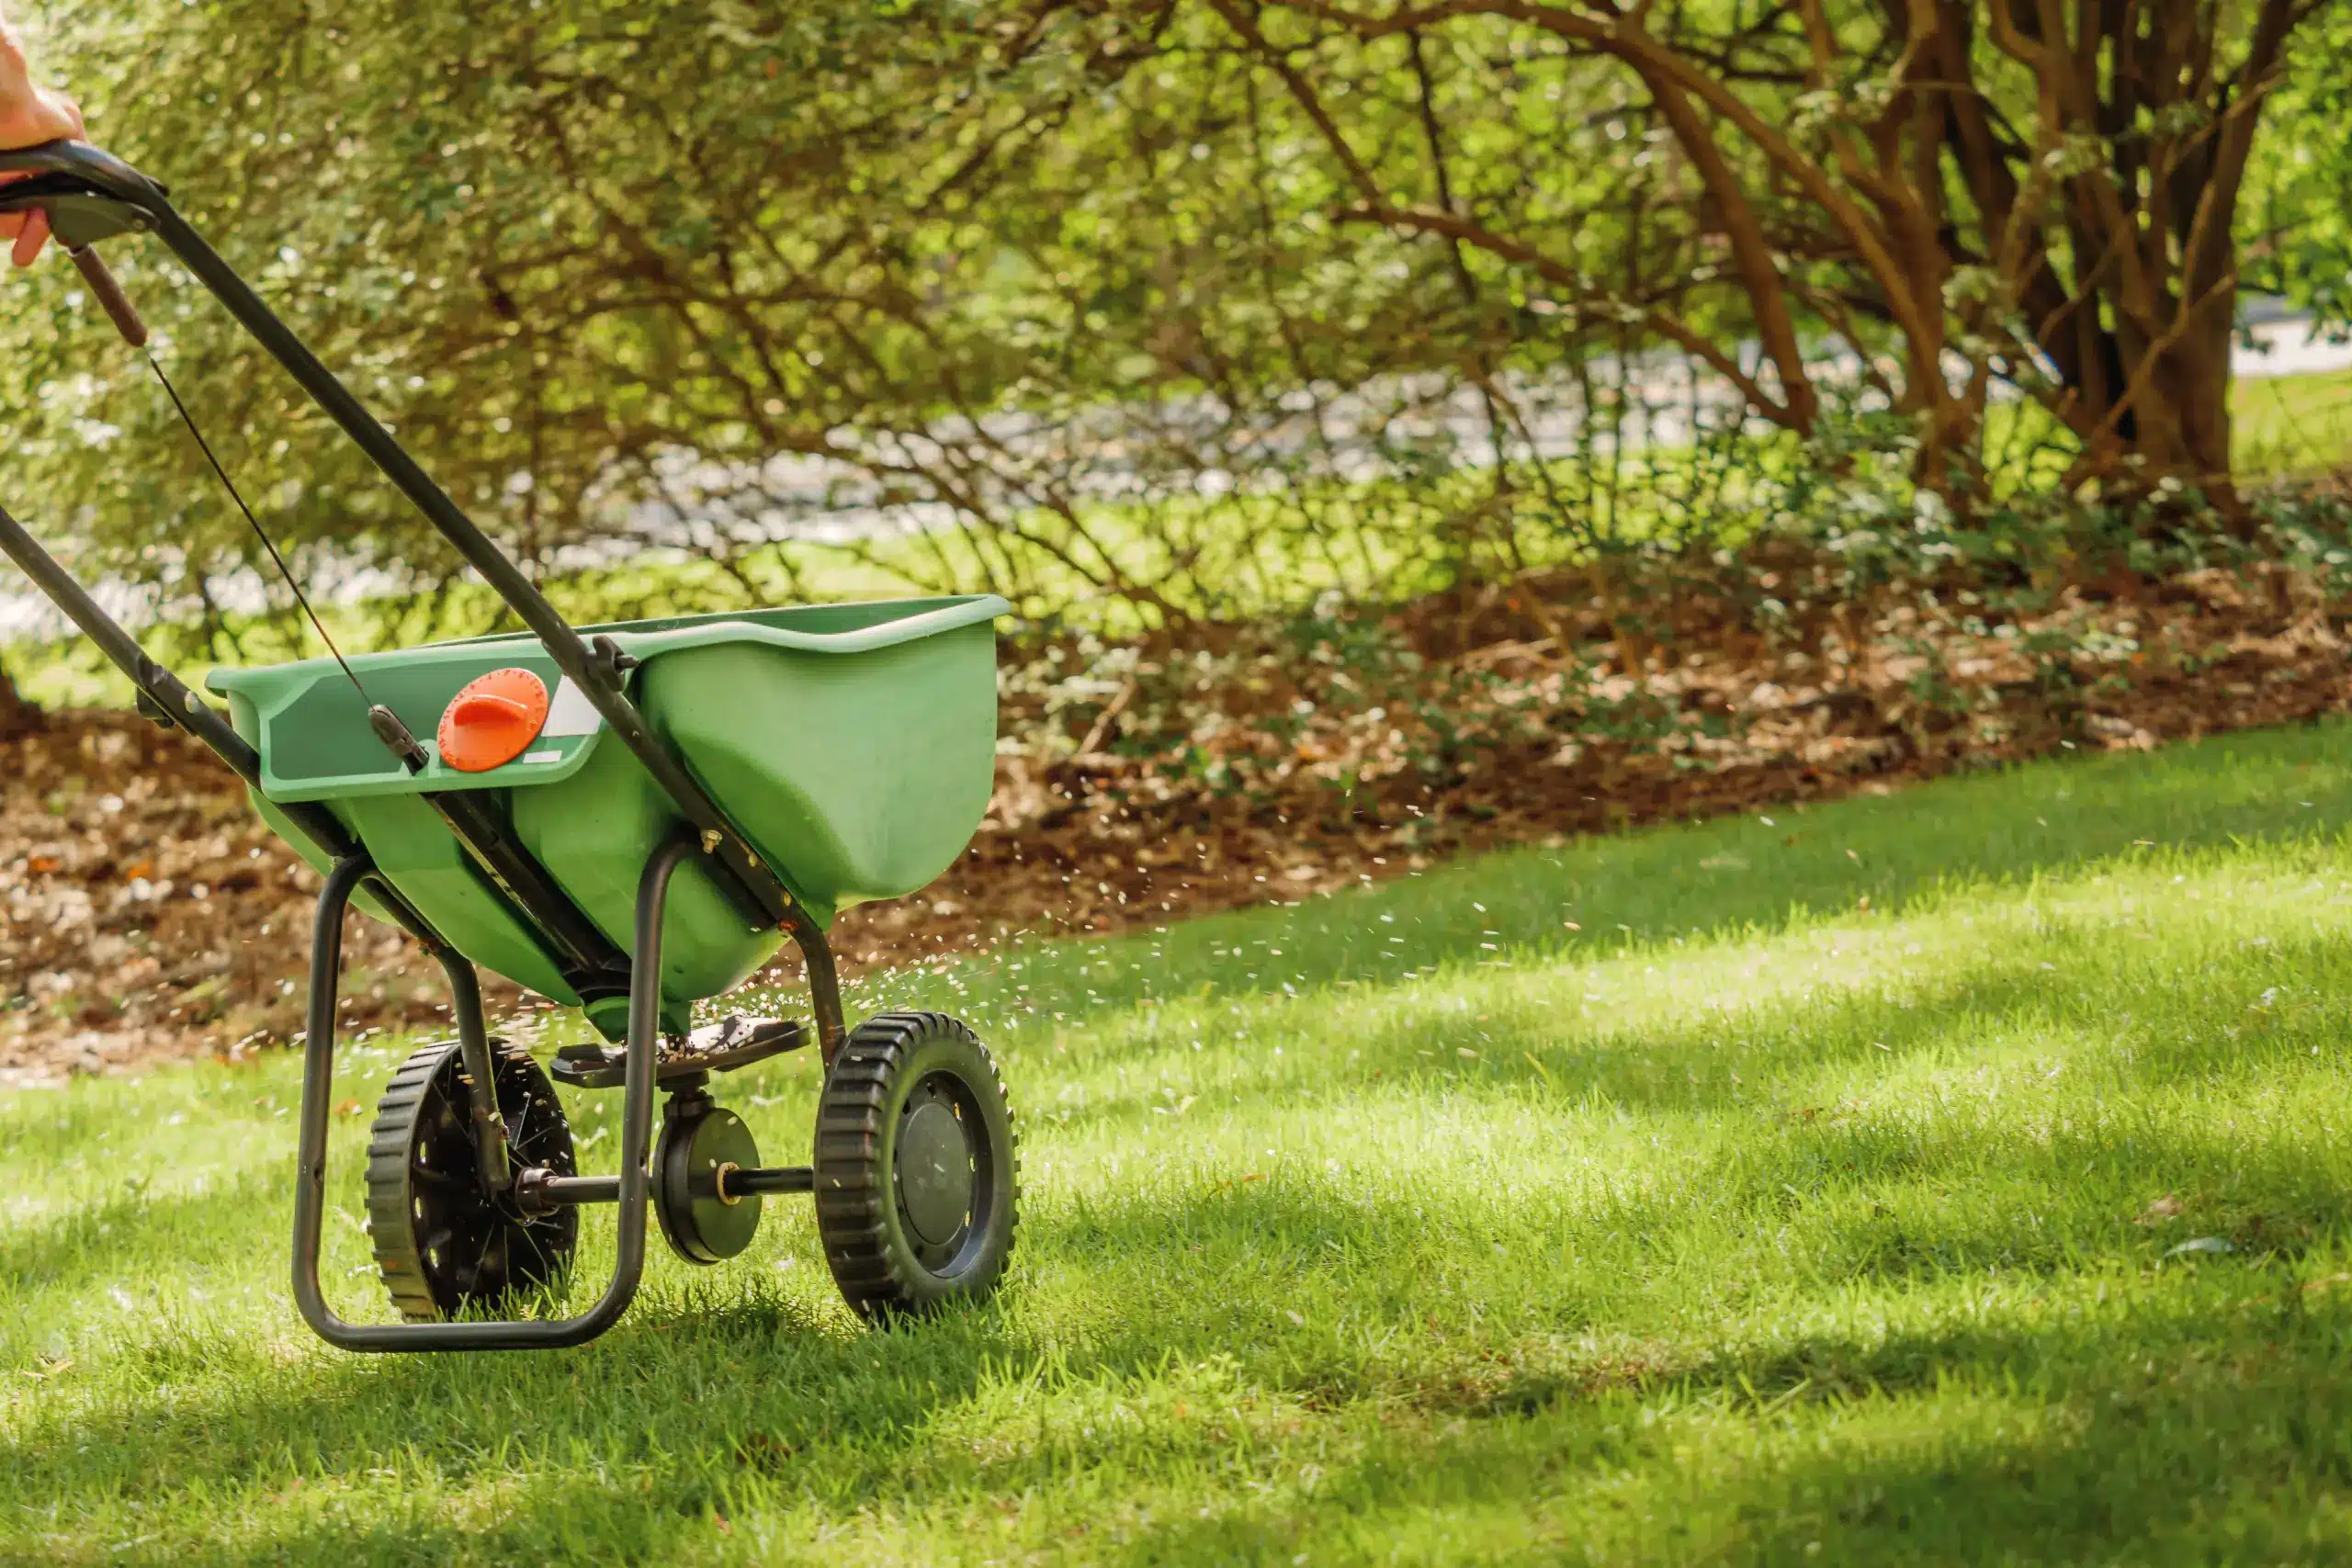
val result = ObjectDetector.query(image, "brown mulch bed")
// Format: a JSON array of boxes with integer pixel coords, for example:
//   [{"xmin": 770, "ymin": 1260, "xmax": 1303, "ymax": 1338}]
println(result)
[{"xmin": 4, "ymin": 558, "xmax": 2347, "ymax": 1088}]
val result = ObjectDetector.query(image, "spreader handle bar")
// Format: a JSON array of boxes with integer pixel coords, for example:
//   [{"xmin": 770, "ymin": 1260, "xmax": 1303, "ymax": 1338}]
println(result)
[
  {"xmin": 0, "ymin": 146, "xmax": 163, "ymax": 349},
  {"xmin": 0, "ymin": 140, "xmax": 160, "ymax": 207},
  {"xmin": 0, "ymin": 141, "xmax": 817, "ymax": 979}
]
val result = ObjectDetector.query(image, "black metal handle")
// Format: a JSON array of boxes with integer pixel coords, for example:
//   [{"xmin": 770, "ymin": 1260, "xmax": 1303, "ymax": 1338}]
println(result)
[{"xmin": 0, "ymin": 139, "xmax": 166, "ymax": 203}]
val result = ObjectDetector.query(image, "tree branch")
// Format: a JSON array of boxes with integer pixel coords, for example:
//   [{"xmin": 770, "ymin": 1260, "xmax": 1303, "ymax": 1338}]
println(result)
[{"xmin": 1336, "ymin": 202, "xmax": 1801, "ymax": 426}]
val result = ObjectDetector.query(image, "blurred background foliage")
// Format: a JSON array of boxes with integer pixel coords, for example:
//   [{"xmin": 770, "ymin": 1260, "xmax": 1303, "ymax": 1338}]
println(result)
[{"xmin": 0, "ymin": 0, "xmax": 2342, "ymax": 667}]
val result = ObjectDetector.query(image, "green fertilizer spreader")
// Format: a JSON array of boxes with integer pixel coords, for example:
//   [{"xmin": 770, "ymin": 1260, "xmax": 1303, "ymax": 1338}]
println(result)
[{"xmin": 0, "ymin": 142, "xmax": 1021, "ymax": 1349}]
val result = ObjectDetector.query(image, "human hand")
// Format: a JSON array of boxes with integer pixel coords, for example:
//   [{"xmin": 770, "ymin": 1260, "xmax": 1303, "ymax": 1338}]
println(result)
[{"xmin": 0, "ymin": 22, "xmax": 84, "ymax": 268}]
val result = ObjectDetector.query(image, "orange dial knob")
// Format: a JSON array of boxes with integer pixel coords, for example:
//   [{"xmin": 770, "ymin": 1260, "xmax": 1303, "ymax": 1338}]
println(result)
[{"xmin": 437, "ymin": 667, "xmax": 550, "ymax": 773}]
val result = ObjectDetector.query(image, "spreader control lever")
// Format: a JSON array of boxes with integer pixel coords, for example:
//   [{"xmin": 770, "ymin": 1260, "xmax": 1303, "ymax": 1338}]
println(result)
[{"xmin": 65, "ymin": 243, "xmax": 145, "ymax": 347}]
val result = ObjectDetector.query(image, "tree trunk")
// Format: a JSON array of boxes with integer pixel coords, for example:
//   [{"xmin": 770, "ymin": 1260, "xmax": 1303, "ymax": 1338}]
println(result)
[
  {"xmin": 2068, "ymin": 292, "xmax": 2241, "ymax": 513},
  {"xmin": 2152, "ymin": 306, "xmax": 2240, "ymax": 508}
]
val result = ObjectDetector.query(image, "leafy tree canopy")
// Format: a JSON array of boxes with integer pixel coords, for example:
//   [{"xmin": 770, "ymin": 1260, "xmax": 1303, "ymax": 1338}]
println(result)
[{"xmin": 0, "ymin": 0, "xmax": 2336, "ymax": 649}]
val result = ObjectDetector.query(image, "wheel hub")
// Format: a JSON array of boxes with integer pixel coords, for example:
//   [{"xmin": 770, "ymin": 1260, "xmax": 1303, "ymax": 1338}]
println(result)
[
  {"xmin": 896, "ymin": 1093, "xmax": 975, "ymax": 1247},
  {"xmin": 654, "ymin": 1094, "xmax": 763, "ymax": 1265}
]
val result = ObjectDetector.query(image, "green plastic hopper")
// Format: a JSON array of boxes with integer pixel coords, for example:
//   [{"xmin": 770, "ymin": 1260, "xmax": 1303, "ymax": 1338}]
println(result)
[{"xmin": 206, "ymin": 594, "xmax": 1008, "ymax": 1038}]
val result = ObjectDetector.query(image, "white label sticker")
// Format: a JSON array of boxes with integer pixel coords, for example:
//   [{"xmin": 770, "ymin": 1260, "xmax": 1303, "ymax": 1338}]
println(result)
[{"xmin": 540, "ymin": 678, "xmax": 605, "ymax": 738}]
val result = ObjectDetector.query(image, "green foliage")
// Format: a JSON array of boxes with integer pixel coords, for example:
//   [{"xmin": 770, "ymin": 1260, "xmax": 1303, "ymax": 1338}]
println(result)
[
  {"xmin": 5, "ymin": 0, "xmax": 1540, "ymax": 645},
  {"xmin": 2250, "ymin": 2, "xmax": 2352, "ymax": 331},
  {"xmin": 0, "ymin": 0, "xmax": 2341, "ymax": 663}
]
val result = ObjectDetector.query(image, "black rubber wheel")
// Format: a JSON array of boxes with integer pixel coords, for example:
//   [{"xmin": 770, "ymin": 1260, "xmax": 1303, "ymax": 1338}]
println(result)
[
  {"xmin": 365, "ymin": 1040, "xmax": 578, "ymax": 1322},
  {"xmin": 812, "ymin": 1011, "xmax": 1018, "ymax": 1319}
]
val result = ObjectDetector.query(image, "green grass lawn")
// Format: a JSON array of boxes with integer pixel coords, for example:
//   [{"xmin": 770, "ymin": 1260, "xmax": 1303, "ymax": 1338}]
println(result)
[
  {"xmin": 2236, "ymin": 367, "xmax": 2352, "ymax": 478},
  {"xmin": 19, "ymin": 727, "xmax": 2352, "ymax": 1562}
]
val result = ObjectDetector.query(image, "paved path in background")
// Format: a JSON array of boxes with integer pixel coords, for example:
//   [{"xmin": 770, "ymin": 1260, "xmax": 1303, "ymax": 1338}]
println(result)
[
  {"xmin": 2235, "ymin": 313, "xmax": 2352, "ymax": 378},
  {"xmin": 5, "ymin": 317, "xmax": 2347, "ymax": 644}
]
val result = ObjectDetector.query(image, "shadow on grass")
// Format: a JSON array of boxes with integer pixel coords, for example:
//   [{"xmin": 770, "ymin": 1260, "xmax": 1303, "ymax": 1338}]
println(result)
[
  {"xmin": 19, "ymin": 1061, "xmax": 2352, "ymax": 1565},
  {"xmin": 0, "ymin": 1165, "xmax": 305, "ymax": 1362},
  {"xmin": 1061, "ymin": 1288, "xmax": 2352, "ymax": 1566},
  {"xmin": 22, "ymin": 725, "xmax": 2352, "ymax": 1562},
  {"xmin": 53, "ymin": 1208, "xmax": 2352, "ymax": 1567}
]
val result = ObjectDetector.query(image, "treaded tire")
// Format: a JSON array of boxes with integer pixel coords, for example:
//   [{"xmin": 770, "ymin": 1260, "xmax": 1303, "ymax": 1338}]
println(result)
[
  {"xmin": 813, "ymin": 1011, "xmax": 1018, "ymax": 1320},
  {"xmin": 365, "ymin": 1040, "xmax": 578, "ymax": 1323}
]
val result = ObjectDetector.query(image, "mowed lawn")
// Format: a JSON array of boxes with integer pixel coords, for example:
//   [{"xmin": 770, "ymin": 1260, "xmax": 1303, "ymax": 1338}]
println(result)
[{"xmin": 17, "ymin": 728, "xmax": 2352, "ymax": 1562}]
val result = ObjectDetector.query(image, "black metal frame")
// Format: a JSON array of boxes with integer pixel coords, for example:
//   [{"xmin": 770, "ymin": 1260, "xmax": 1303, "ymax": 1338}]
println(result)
[
  {"xmin": 288, "ymin": 843, "xmax": 687, "ymax": 1349},
  {"xmin": 0, "ymin": 141, "xmax": 854, "ymax": 1351}
]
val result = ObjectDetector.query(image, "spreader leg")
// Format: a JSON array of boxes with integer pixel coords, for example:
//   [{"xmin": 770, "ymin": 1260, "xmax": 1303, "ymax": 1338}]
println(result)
[
  {"xmin": 438, "ymin": 956, "xmax": 514, "ymax": 1196},
  {"xmin": 288, "ymin": 836, "xmax": 697, "ymax": 1351},
  {"xmin": 791, "ymin": 918, "xmax": 848, "ymax": 1068}
]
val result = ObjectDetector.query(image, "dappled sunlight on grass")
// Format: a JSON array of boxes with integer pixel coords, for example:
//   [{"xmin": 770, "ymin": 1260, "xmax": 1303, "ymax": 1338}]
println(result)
[{"xmin": 17, "ymin": 724, "xmax": 2352, "ymax": 1561}]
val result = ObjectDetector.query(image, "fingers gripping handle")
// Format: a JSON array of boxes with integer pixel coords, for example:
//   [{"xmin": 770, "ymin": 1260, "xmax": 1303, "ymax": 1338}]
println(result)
[
  {"xmin": 0, "ymin": 141, "xmax": 165, "ymax": 348},
  {"xmin": 67, "ymin": 244, "xmax": 145, "ymax": 347}
]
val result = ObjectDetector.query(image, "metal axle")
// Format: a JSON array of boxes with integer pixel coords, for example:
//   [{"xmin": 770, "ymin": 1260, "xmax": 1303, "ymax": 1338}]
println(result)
[{"xmin": 516, "ymin": 1163, "xmax": 815, "ymax": 1211}]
